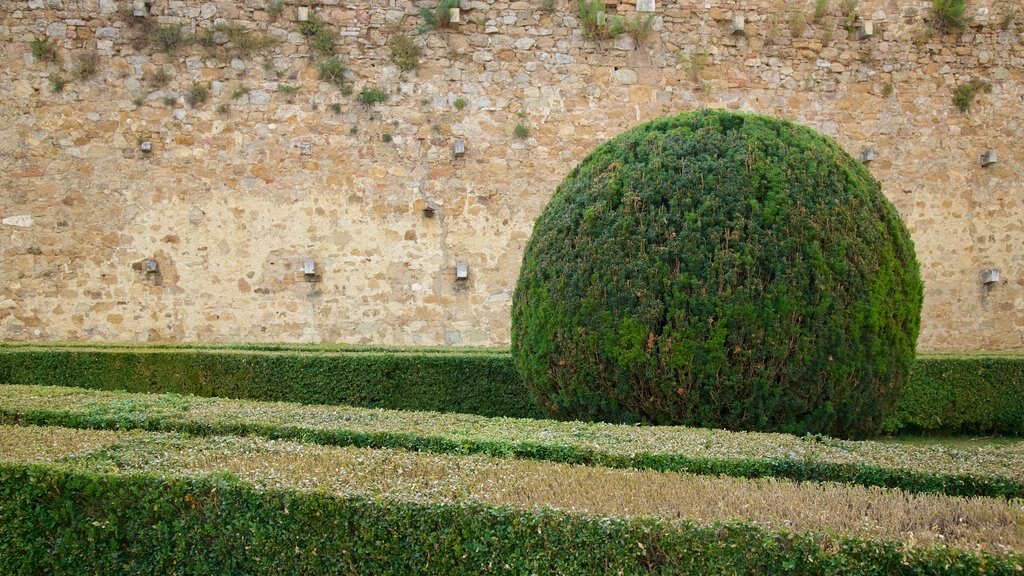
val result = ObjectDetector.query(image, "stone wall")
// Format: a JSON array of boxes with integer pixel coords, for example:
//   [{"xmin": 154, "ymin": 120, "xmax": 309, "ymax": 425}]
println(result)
[{"xmin": 1, "ymin": 0, "xmax": 1022, "ymax": 350}]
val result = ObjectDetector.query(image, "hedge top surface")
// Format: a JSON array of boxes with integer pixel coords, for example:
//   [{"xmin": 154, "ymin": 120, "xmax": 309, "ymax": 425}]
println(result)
[
  {"xmin": 513, "ymin": 110, "xmax": 923, "ymax": 438},
  {"xmin": 4, "ymin": 385, "xmax": 1021, "ymax": 485},
  {"xmin": 4, "ymin": 424, "xmax": 1023, "ymax": 553}
]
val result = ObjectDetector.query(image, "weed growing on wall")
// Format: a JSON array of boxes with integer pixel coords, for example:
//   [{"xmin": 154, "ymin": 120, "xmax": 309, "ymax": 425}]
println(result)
[
  {"xmin": 813, "ymin": 0, "xmax": 830, "ymax": 23},
  {"xmin": 419, "ymin": 0, "xmax": 460, "ymax": 33},
  {"xmin": 788, "ymin": 11, "xmax": 809, "ymax": 36},
  {"xmin": 358, "ymin": 87, "xmax": 389, "ymax": 106},
  {"xmin": 577, "ymin": 0, "xmax": 624, "ymax": 40},
  {"xmin": 952, "ymin": 79, "xmax": 991, "ymax": 112},
  {"xmin": 299, "ymin": 14, "xmax": 336, "ymax": 55},
  {"xmin": 49, "ymin": 75, "xmax": 67, "ymax": 93},
  {"xmin": 147, "ymin": 67, "xmax": 173, "ymax": 87},
  {"xmin": 185, "ymin": 83, "xmax": 209, "ymax": 107},
  {"xmin": 148, "ymin": 23, "xmax": 187, "ymax": 53},
  {"xmin": 266, "ymin": 0, "xmax": 284, "ymax": 19},
  {"xmin": 277, "ymin": 83, "xmax": 299, "ymax": 102},
  {"xmin": 680, "ymin": 47, "xmax": 709, "ymax": 89},
  {"xmin": 72, "ymin": 51, "xmax": 99, "ymax": 81},
  {"xmin": 318, "ymin": 57, "xmax": 352, "ymax": 94},
  {"xmin": 31, "ymin": 36, "xmax": 59, "ymax": 63},
  {"xmin": 625, "ymin": 13, "xmax": 657, "ymax": 45},
  {"xmin": 389, "ymin": 34, "xmax": 422, "ymax": 72},
  {"xmin": 931, "ymin": 0, "xmax": 970, "ymax": 31}
]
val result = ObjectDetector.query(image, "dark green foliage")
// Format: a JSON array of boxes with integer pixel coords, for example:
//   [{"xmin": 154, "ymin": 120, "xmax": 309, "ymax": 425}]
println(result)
[
  {"xmin": 0, "ymin": 347, "xmax": 542, "ymax": 418},
  {"xmin": 884, "ymin": 355, "xmax": 1024, "ymax": 435},
  {"xmin": 1, "ymin": 464, "xmax": 1020, "ymax": 575},
  {"xmin": 512, "ymin": 110, "xmax": 924, "ymax": 438},
  {"xmin": 952, "ymin": 79, "xmax": 991, "ymax": 113},
  {"xmin": 299, "ymin": 14, "xmax": 336, "ymax": 55},
  {"xmin": 358, "ymin": 87, "xmax": 389, "ymax": 106},
  {"xmin": 931, "ymin": 0, "xmax": 970, "ymax": 31},
  {"xmin": 0, "ymin": 346, "xmax": 1019, "ymax": 436}
]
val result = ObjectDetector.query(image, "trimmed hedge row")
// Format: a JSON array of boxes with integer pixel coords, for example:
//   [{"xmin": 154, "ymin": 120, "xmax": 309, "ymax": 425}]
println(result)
[
  {"xmin": 0, "ymin": 347, "xmax": 1021, "ymax": 434},
  {"xmin": 1, "ymin": 385, "xmax": 1020, "ymax": 499},
  {"xmin": 0, "ymin": 347, "xmax": 545, "ymax": 419},
  {"xmin": 882, "ymin": 355, "xmax": 1024, "ymax": 435},
  {"xmin": 1, "ymin": 463, "xmax": 1020, "ymax": 575}
]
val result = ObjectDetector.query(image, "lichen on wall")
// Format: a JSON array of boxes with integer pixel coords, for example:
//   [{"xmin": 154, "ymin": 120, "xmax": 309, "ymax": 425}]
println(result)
[{"xmin": 0, "ymin": 0, "xmax": 1021, "ymax": 350}]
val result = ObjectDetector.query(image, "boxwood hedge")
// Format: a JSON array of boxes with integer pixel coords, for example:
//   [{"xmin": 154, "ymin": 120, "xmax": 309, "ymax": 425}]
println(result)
[
  {"xmin": 512, "ymin": 110, "xmax": 923, "ymax": 438},
  {"xmin": 1, "ymin": 464, "xmax": 1020, "ymax": 575},
  {"xmin": 2, "ymin": 384, "xmax": 1021, "ymax": 499},
  {"xmin": 0, "ymin": 346, "xmax": 1020, "ymax": 435}
]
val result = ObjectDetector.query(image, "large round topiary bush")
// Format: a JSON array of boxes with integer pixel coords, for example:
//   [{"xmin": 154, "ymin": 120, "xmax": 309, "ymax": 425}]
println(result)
[{"xmin": 511, "ymin": 110, "xmax": 923, "ymax": 438}]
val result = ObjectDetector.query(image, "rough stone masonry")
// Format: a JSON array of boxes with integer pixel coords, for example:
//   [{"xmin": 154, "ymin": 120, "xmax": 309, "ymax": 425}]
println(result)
[{"xmin": 0, "ymin": 0, "xmax": 1021, "ymax": 350}]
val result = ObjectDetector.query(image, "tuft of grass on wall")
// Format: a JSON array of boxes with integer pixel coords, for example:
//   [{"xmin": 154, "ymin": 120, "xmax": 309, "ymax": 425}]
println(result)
[
  {"xmin": 266, "ymin": 0, "xmax": 284, "ymax": 19},
  {"xmin": 389, "ymin": 33, "xmax": 422, "ymax": 72},
  {"xmin": 952, "ymin": 79, "xmax": 991, "ymax": 113},
  {"xmin": 357, "ymin": 87, "xmax": 388, "ymax": 106},
  {"xmin": 577, "ymin": 0, "xmax": 624, "ymax": 40},
  {"xmin": 216, "ymin": 23, "xmax": 278, "ymax": 57},
  {"xmin": 318, "ymin": 57, "xmax": 352, "ymax": 94},
  {"xmin": 72, "ymin": 51, "xmax": 99, "ymax": 81},
  {"xmin": 419, "ymin": 0, "xmax": 460, "ymax": 33},
  {"xmin": 624, "ymin": 13, "xmax": 656, "ymax": 44},
  {"xmin": 299, "ymin": 14, "xmax": 336, "ymax": 55},
  {"xmin": 185, "ymin": 83, "xmax": 210, "ymax": 107},
  {"xmin": 812, "ymin": 0, "xmax": 830, "ymax": 23},
  {"xmin": 48, "ymin": 75, "xmax": 67, "ymax": 93},
  {"xmin": 148, "ymin": 23, "xmax": 188, "ymax": 53},
  {"xmin": 31, "ymin": 36, "xmax": 59, "ymax": 63},
  {"xmin": 931, "ymin": 0, "xmax": 970, "ymax": 32}
]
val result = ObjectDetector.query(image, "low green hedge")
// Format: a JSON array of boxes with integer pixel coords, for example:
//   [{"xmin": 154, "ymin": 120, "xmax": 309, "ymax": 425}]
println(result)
[
  {"xmin": 0, "ymin": 346, "xmax": 1021, "ymax": 434},
  {"xmin": 0, "ymin": 346, "xmax": 543, "ymax": 419},
  {"xmin": 2, "ymin": 385, "xmax": 1021, "ymax": 499},
  {"xmin": 1, "ymin": 463, "xmax": 1020, "ymax": 575},
  {"xmin": 883, "ymin": 355, "xmax": 1024, "ymax": 435}
]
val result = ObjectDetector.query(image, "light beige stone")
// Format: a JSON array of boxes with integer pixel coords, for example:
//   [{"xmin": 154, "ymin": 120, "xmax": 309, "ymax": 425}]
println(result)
[{"xmin": 0, "ymin": 0, "xmax": 1020, "ymax": 351}]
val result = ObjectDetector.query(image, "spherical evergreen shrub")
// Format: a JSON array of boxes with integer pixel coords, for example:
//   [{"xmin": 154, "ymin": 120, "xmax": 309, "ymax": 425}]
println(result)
[{"xmin": 511, "ymin": 110, "xmax": 923, "ymax": 438}]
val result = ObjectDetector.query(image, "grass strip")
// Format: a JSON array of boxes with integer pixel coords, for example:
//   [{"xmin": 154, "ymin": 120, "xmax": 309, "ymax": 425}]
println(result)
[
  {"xmin": 1, "ymin": 385, "xmax": 1022, "ymax": 499},
  {"xmin": 1, "ymin": 345, "xmax": 1022, "ymax": 434},
  {"xmin": 5, "ymin": 462, "xmax": 1021, "ymax": 576},
  {"xmin": 2, "ymin": 424, "xmax": 1024, "ymax": 555}
]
